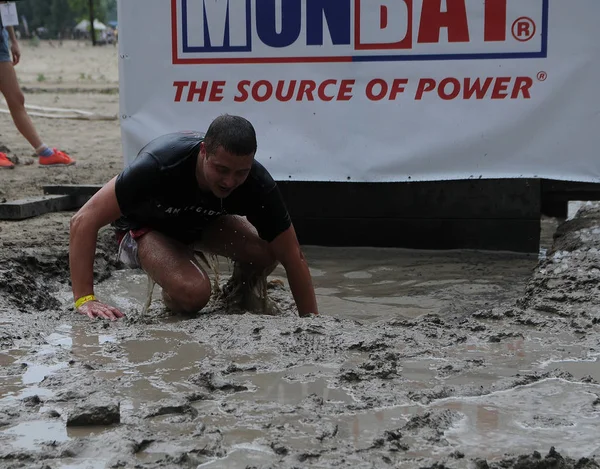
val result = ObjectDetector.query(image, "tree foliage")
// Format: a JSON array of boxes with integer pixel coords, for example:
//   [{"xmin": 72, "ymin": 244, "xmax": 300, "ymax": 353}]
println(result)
[{"xmin": 15, "ymin": 0, "xmax": 117, "ymax": 37}]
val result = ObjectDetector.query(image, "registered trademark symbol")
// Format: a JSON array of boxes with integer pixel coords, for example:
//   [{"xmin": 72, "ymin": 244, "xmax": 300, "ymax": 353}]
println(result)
[
  {"xmin": 512, "ymin": 17, "xmax": 536, "ymax": 42},
  {"xmin": 537, "ymin": 71, "xmax": 547, "ymax": 81}
]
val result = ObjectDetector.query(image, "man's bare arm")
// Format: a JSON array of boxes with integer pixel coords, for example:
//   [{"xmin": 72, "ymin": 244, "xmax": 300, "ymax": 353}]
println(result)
[
  {"xmin": 269, "ymin": 225, "xmax": 319, "ymax": 317},
  {"xmin": 69, "ymin": 176, "xmax": 124, "ymax": 320}
]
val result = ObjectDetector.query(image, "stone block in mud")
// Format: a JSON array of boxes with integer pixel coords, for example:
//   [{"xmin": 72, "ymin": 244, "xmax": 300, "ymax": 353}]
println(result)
[
  {"xmin": 66, "ymin": 402, "xmax": 120, "ymax": 426},
  {"xmin": 0, "ymin": 194, "xmax": 80, "ymax": 220},
  {"xmin": 142, "ymin": 399, "xmax": 198, "ymax": 419}
]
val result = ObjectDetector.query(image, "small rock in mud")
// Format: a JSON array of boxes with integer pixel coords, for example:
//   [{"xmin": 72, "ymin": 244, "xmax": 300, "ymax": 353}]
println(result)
[
  {"xmin": 46, "ymin": 409, "xmax": 61, "ymax": 418},
  {"xmin": 316, "ymin": 422, "xmax": 338, "ymax": 442},
  {"xmin": 449, "ymin": 450, "xmax": 465, "ymax": 459},
  {"xmin": 143, "ymin": 399, "xmax": 198, "ymax": 419},
  {"xmin": 270, "ymin": 441, "xmax": 288, "ymax": 456},
  {"xmin": 339, "ymin": 368, "xmax": 363, "ymax": 382},
  {"xmin": 22, "ymin": 395, "xmax": 42, "ymax": 406},
  {"xmin": 189, "ymin": 371, "xmax": 248, "ymax": 392},
  {"xmin": 67, "ymin": 401, "xmax": 120, "ymax": 426}
]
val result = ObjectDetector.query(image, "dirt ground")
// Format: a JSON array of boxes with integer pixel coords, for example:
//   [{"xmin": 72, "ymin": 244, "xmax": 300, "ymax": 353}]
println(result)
[{"xmin": 1, "ymin": 41, "xmax": 600, "ymax": 469}]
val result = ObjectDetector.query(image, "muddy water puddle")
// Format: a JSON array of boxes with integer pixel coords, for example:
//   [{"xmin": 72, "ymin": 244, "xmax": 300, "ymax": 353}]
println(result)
[{"xmin": 2, "ymin": 246, "xmax": 599, "ymax": 466}]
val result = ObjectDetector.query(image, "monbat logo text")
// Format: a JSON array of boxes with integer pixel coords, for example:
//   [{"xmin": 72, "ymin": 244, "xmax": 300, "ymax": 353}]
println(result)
[{"xmin": 172, "ymin": 0, "xmax": 548, "ymax": 64}]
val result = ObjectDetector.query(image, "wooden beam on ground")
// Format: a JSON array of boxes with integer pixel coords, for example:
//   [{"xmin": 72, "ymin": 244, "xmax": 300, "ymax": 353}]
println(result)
[
  {"xmin": 0, "ymin": 195, "xmax": 80, "ymax": 220},
  {"xmin": 43, "ymin": 184, "xmax": 103, "ymax": 197}
]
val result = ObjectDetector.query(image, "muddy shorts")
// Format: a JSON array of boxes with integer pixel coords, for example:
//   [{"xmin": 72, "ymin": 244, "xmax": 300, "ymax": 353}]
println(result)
[
  {"xmin": 116, "ymin": 227, "xmax": 152, "ymax": 269},
  {"xmin": 0, "ymin": 28, "xmax": 10, "ymax": 63}
]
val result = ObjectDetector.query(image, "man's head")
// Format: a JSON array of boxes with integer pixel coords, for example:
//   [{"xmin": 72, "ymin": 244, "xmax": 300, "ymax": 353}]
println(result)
[{"xmin": 197, "ymin": 114, "xmax": 257, "ymax": 198}]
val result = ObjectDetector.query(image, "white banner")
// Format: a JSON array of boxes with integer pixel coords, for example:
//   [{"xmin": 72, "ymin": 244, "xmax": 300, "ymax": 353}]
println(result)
[{"xmin": 118, "ymin": 0, "xmax": 600, "ymax": 183}]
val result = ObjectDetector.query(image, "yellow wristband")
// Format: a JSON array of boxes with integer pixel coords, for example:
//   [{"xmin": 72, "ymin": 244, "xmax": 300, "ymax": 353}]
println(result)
[{"xmin": 75, "ymin": 294, "xmax": 96, "ymax": 309}]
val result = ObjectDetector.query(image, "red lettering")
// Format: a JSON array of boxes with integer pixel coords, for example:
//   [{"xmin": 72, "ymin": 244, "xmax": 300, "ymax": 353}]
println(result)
[
  {"xmin": 463, "ymin": 77, "xmax": 494, "ymax": 99},
  {"xmin": 173, "ymin": 81, "xmax": 188, "ymax": 102},
  {"xmin": 415, "ymin": 78, "xmax": 436, "ymax": 100},
  {"xmin": 297, "ymin": 80, "xmax": 316, "ymax": 101},
  {"xmin": 366, "ymin": 79, "xmax": 388, "ymax": 101},
  {"xmin": 439, "ymin": 78, "xmax": 461, "ymax": 100},
  {"xmin": 380, "ymin": 5, "xmax": 388, "ymax": 30},
  {"xmin": 518, "ymin": 22, "xmax": 531, "ymax": 37},
  {"xmin": 252, "ymin": 80, "xmax": 273, "ymax": 102},
  {"xmin": 276, "ymin": 80, "xmax": 296, "ymax": 101},
  {"xmin": 484, "ymin": 0, "xmax": 507, "ymax": 42},
  {"xmin": 389, "ymin": 79, "xmax": 408, "ymax": 100},
  {"xmin": 318, "ymin": 79, "xmax": 337, "ymax": 101},
  {"xmin": 511, "ymin": 77, "xmax": 532, "ymax": 99},
  {"xmin": 338, "ymin": 79, "xmax": 355, "ymax": 101},
  {"xmin": 187, "ymin": 81, "xmax": 208, "ymax": 102},
  {"xmin": 418, "ymin": 0, "xmax": 470, "ymax": 43},
  {"xmin": 415, "ymin": 76, "xmax": 533, "ymax": 100},
  {"xmin": 234, "ymin": 80, "xmax": 251, "ymax": 102},
  {"xmin": 491, "ymin": 77, "xmax": 511, "ymax": 99},
  {"xmin": 209, "ymin": 81, "xmax": 225, "ymax": 102}
]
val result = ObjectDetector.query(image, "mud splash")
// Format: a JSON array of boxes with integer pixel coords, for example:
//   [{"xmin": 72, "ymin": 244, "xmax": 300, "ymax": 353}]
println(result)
[{"xmin": 1, "ymin": 205, "xmax": 600, "ymax": 468}]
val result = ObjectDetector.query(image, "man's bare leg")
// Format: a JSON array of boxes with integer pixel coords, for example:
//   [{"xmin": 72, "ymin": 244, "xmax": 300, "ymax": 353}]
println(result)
[
  {"xmin": 197, "ymin": 215, "xmax": 279, "ymax": 313},
  {"xmin": 136, "ymin": 231, "xmax": 212, "ymax": 314},
  {"xmin": 198, "ymin": 215, "xmax": 277, "ymax": 273}
]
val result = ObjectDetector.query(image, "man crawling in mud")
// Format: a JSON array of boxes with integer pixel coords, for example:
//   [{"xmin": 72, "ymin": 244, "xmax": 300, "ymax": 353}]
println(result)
[{"xmin": 69, "ymin": 114, "xmax": 319, "ymax": 321}]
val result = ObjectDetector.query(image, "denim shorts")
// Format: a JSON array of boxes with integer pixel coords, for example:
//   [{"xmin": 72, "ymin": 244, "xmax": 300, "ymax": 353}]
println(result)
[{"xmin": 0, "ymin": 28, "xmax": 10, "ymax": 63}]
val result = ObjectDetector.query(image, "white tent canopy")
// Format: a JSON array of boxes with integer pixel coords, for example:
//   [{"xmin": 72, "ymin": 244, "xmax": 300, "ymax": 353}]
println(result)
[{"xmin": 74, "ymin": 19, "xmax": 107, "ymax": 31}]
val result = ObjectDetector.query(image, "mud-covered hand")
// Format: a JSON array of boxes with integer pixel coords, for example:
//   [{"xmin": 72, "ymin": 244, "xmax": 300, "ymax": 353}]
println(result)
[
  {"xmin": 10, "ymin": 40, "xmax": 20, "ymax": 65},
  {"xmin": 77, "ymin": 300, "xmax": 124, "ymax": 321}
]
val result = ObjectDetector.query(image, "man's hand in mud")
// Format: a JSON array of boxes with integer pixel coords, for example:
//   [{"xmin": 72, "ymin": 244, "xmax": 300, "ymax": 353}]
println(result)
[{"xmin": 77, "ymin": 301, "xmax": 124, "ymax": 321}]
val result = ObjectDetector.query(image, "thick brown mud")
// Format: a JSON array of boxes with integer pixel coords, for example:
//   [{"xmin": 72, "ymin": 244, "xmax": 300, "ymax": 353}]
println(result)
[{"xmin": 1, "ymin": 205, "xmax": 600, "ymax": 468}]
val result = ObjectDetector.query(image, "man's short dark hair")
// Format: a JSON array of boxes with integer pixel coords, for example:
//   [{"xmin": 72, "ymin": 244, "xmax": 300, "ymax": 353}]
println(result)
[{"xmin": 204, "ymin": 114, "xmax": 257, "ymax": 156}]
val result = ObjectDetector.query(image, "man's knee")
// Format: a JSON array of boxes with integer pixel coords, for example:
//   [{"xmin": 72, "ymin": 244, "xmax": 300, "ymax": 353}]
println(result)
[{"xmin": 165, "ymin": 279, "xmax": 211, "ymax": 314}]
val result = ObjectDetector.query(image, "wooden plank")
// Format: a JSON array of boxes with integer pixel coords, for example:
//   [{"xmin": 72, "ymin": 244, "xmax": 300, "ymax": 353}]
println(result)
[
  {"xmin": 0, "ymin": 195, "xmax": 79, "ymax": 220},
  {"xmin": 43, "ymin": 184, "xmax": 103, "ymax": 197}
]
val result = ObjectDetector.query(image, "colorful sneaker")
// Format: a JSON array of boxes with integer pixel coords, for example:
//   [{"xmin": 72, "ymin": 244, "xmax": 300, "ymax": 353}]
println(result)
[
  {"xmin": 39, "ymin": 149, "xmax": 76, "ymax": 166},
  {"xmin": 0, "ymin": 152, "xmax": 15, "ymax": 169}
]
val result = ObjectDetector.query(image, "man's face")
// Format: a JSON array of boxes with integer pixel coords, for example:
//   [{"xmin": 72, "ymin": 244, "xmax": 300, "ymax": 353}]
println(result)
[{"xmin": 200, "ymin": 143, "xmax": 254, "ymax": 198}]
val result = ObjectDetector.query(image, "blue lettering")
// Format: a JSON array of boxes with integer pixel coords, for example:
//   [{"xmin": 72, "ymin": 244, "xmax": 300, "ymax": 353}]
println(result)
[
  {"xmin": 306, "ymin": 0, "xmax": 351, "ymax": 46},
  {"xmin": 182, "ymin": 0, "xmax": 250, "ymax": 53},
  {"xmin": 256, "ymin": 0, "xmax": 301, "ymax": 48}
]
